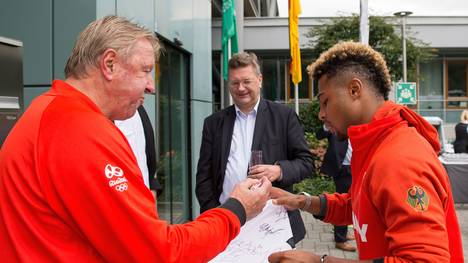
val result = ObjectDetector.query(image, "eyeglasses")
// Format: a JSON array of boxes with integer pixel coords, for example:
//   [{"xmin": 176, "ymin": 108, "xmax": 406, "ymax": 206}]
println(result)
[{"xmin": 228, "ymin": 79, "xmax": 255, "ymax": 88}]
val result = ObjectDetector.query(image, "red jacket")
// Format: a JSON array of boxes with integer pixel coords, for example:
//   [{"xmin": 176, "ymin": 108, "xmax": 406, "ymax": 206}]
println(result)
[
  {"xmin": 323, "ymin": 101, "xmax": 464, "ymax": 262},
  {"xmin": 0, "ymin": 80, "xmax": 241, "ymax": 262}
]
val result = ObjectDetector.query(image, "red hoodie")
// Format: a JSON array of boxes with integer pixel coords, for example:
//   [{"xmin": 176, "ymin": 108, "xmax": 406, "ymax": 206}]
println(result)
[{"xmin": 323, "ymin": 101, "xmax": 464, "ymax": 262}]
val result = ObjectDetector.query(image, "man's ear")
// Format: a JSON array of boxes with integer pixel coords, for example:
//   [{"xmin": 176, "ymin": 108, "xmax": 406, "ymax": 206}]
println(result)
[
  {"xmin": 258, "ymin": 74, "xmax": 263, "ymax": 88},
  {"xmin": 348, "ymin": 77, "xmax": 363, "ymax": 100},
  {"xmin": 100, "ymin": 49, "xmax": 117, "ymax": 81}
]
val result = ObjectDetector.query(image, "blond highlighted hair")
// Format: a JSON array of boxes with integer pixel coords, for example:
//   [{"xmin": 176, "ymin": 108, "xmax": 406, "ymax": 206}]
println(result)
[
  {"xmin": 309, "ymin": 41, "xmax": 392, "ymax": 100},
  {"xmin": 64, "ymin": 15, "xmax": 160, "ymax": 79}
]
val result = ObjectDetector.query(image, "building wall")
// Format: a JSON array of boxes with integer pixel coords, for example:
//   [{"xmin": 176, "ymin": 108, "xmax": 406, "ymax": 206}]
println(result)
[
  {"xmin": 405, "ymin": 17, "xmax": 468, "ymax": 48},
  {"xmin": 212, "ymin": 16, "xmax": 468, "ymax": 51}
]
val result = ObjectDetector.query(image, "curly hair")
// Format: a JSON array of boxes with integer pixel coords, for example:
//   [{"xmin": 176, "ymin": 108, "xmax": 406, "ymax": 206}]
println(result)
[{"xmin": 309, "ymin": 41, "xmax": 392, "ymax": 100}]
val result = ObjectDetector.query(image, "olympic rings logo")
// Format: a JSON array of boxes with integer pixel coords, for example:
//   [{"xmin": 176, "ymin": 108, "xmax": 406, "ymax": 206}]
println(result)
[{"xmin": 115, "ymin": 183, "xmax": 128, "ymax": 192}]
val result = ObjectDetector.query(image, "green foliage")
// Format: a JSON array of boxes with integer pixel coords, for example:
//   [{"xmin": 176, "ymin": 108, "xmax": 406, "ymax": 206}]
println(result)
[
  {"xmin": 299, "ymin": 100, "xmax": 322, "ymax": 134},
  {"xmin": 304, "ymin": 131, "xmax": 326, "ymax": 176},
  {"xmin": 299, "ymin": 100, "xmax": 324, "ymax": 176},
  {"xmin": 294, "ymin": 100, "xmax": 335, "ymax": 194},
  {"xmin": 293, "ymin": 176, "xmax": 335, "ymax": 196},
  {"xmin": 305, "ymin": 15, "xmax": 434, "ymax": 82}
]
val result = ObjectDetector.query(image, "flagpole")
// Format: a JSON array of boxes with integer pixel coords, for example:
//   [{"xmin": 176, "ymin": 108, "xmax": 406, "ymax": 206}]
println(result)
[
  {"xmin": 228, "ymin": 39, "xmax": 233, "ymax": 105},
  {"xmin": 360, "ymin": 0, "xmax": 369, "ymax": 45},
  {"xmin": 220, "ymin": 54, "xmax": 225, "ymax": 109},
  {"xmin": 288, "ymin": 0, "xmax": 302, "ymax": 115},
  {"xmin": 294, "ymin": 84, "xmax": 299, "ymax": 114}
]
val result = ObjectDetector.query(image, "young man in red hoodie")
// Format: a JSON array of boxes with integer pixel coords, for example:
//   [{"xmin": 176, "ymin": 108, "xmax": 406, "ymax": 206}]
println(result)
[{"xmin": 269, "ymin": 41, "xmax": 464, "ymax": 263}]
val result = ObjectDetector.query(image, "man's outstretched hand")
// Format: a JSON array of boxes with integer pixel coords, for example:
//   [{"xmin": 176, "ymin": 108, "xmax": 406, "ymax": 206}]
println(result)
[
  {"xmin": 230, "ymin": 177, "xmax": 272, "ymax": 220},
  {"xmin": 270, "ymin": 187, "xmax": 307, "ymax": 211}
]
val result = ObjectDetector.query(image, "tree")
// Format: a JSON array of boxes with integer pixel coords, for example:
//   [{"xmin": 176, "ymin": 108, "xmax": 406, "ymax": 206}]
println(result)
[{"xmin": 305, "ymin": 15, "xmax": 434, "ymax": 82}]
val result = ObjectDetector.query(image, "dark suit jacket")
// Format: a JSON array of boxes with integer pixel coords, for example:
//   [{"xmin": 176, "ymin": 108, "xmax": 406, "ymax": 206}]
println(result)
[
  {"xmin": 195, "ymin": 99, "xmax": 314, "ymax": 244},
  {"xmin": 454, "ymin": 122, "xmax": 468, "ymax": 153},
  {"xmin": 316, "ymin": 128, "xmax": 348, "ymax": 177},
  {"xmin": 137, "ymin": 106, "xmax": 162, "ymax": 195}
]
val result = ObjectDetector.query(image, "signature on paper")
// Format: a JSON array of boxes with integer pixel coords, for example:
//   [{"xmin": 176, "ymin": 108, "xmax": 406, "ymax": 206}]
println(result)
[
  {"xmin": 274, "ymin": 209, "xmax": 288, "ymax": 223},
  {"xmin": 258, "ymin": 223, "xmax": 284, "ymax": 238}
]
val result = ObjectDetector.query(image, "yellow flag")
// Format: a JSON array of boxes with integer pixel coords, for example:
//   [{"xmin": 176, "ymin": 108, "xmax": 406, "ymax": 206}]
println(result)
[{"xmin": 289, "ymin": 0, "xmax": 302, "ymax": 85}]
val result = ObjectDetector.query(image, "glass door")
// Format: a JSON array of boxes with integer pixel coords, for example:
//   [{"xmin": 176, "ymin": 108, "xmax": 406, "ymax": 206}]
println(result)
[{"xmin": 155, "ymin": 37, "xmax": 191, "ymax": 223}]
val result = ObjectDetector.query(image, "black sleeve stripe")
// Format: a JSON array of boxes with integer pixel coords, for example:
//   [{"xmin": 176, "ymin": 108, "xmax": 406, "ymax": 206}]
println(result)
[{"xmin": 219, "ymin": 198, "xmax": 247, "ymax": 226}]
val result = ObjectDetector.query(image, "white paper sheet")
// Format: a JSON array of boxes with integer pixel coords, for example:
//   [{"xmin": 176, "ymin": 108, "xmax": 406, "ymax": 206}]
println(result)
[{"xmin": 209, "ymin": 200, "xmax": 293, "ymax": 263}]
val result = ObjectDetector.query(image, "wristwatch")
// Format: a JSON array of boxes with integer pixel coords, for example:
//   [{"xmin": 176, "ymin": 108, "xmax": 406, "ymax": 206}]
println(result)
[
  {"xmin": 298, "ymin": 192, "xmax": 311, "ymax": 211},
  {"xmin": 320, "ymin": 254, "xmax": 328, "ymax": 263},
  {"xmin": 273, "ymin": 161, "xmax": 283, "ymax": 181}
]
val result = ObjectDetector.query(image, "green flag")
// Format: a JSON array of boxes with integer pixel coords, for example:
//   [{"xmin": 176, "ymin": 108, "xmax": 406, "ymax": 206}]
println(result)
[{"xmin": 222, "ymin": 0, "xmax": 238, "ymax": 80}]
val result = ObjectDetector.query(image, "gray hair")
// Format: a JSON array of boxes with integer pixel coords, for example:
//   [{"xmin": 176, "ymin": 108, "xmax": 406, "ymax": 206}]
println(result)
[
  {"xmin": 228, "ymin": 52, "xmax": 261, "ymax": 76},
  {"xmin": 64, "ymin": 15, "xmax": 160, "ymax": 79}
]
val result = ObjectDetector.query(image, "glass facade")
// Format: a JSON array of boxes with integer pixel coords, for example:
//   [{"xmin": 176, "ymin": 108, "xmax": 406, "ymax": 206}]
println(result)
[
  {"xmin": 257, "ymin": 53, "xmax": 314, "ymax": 103},
  {"xmin": 418, "ymin": 60, "xmax": 444, "ymax": 118},
  {"xmin": 212, "ymin": 52, "xmax": 222, "ymax": 112},
  {"xmin": 260, "ymin": 57, "xmax": 287, "ymax": 102},
  {"xmin": 447, "ymin": 60, "xmax": 468, "ymax": 108},
  {"xmin": 417, "ymin": 58, "xmax": 468, "ymax": 123},
  {"xmin": 156, "ymin": 39, "xmax": 191, "ymax": 223}
]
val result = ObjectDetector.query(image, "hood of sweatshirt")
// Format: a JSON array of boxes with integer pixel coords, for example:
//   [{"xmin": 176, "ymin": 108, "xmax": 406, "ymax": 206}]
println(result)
[{"xmin": 348, "ymin": 100, "xmax": 440, "ymax": 159}]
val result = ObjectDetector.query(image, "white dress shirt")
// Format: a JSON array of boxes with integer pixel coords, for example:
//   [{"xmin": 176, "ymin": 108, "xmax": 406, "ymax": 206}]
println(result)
[
  {"xmin": 219, "ymin": 99, "xmax": 260, "ymax": 204},
  {"xmin": 342, "ymin": 140, "xmax": 352, "ymax": 166},
  {"xmin": 114, "ymin": 111, "xmax": 150, "ymax": 188}
]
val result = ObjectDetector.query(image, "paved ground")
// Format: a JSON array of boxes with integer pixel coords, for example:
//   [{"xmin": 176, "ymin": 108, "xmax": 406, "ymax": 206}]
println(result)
[{"xmin": 297, "ymin": 204, "xmax": 468, "ymax": 259}]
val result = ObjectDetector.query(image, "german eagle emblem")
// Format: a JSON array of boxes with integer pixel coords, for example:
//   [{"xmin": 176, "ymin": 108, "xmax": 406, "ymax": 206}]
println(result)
[{"xmin": 406, "ymin": 186, "xmax": 429, "ymax": 212}]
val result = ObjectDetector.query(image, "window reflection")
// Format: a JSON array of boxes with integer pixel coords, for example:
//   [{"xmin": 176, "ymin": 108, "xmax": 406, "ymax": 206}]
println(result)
[
  {"xmin": 447, "ymin": 61, "xmax": 468, "ymax": 108},
  {"xmin": 156, "ymin": 39, "xmax": 191, "ymax": 224}
]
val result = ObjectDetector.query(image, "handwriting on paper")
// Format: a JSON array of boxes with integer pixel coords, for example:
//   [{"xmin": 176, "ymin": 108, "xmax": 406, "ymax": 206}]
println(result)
[
  {"xmin": 258, "ymin": 223, "xmax": 284, "ymax": 238},
  {"xmin": 209, "ymin": 200, "xmax": 293, "ymax": 263}
]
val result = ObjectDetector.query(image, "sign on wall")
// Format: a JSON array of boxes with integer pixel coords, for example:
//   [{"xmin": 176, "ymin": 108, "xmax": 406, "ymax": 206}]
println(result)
[{"xmin": 395, "ymin": 82, "xmax": 417, "ymax": 105}]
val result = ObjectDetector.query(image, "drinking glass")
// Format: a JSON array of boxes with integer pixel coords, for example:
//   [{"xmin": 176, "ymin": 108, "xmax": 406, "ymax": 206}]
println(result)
[{"xmin": 248, "ymin": 150, "xmax": 263, "ymax": 175}]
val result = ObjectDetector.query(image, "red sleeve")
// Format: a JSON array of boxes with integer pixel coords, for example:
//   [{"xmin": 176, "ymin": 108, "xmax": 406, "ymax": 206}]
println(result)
[
  {"xmin": 323, "ymin": 192, "xmax": 353, "ymax": 226},
  {"xmin": 38, "ymin": 112, "xmax": 240, "ymax": 262},
  {"xmin": 368, "ymin": 153, "xmax": 452, "ymax": 263}
]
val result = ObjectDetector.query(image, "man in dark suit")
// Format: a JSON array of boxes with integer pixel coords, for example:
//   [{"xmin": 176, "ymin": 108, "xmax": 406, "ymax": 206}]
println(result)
[
  {"xmin": 316, "ymin": 126, "xmax": 356, "ymax": 252},
  {"xmin": 196, "ymin": 52, "xmax": 314, "ymax": 246}
]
